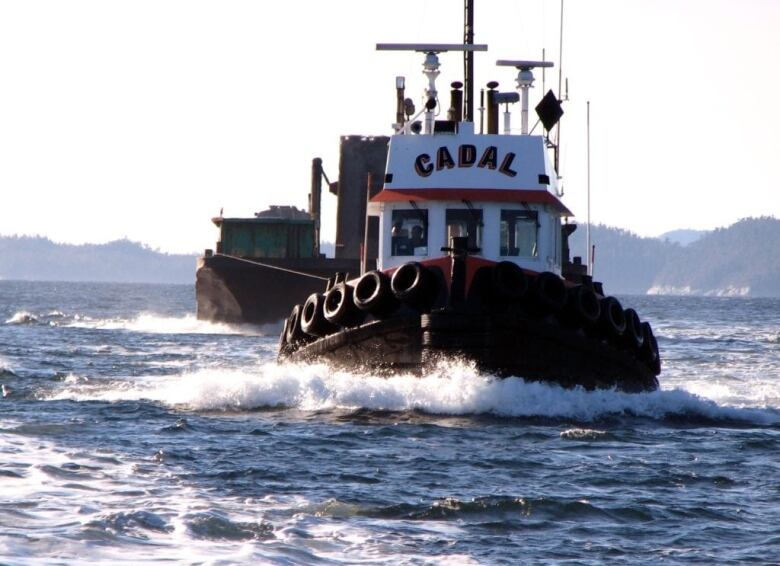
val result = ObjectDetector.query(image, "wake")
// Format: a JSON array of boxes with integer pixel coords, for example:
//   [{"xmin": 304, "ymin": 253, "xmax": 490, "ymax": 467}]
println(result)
[
  {"xmin": 4, "ymin": 309, "xmax": 273, "ymax": 336},
  {"xmin": 46, "ymin": 359, "xmax": 780, "ymax": 426}
]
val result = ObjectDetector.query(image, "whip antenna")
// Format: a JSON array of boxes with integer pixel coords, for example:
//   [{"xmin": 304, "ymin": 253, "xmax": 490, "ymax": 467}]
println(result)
[
  {"xmin": 557, "ymin": 0, "xmax": 564, "ymax": 104},
  {"xmin": 554, "ymin": 0, "xmax": 566, "ymax": 173},
  {"xmin": 464, "ymin": 0, "xmax": 475, "ymax": 122},
  {"xmin": 587, "ymin": 100, "xmax": 593, "ymax": 277}
]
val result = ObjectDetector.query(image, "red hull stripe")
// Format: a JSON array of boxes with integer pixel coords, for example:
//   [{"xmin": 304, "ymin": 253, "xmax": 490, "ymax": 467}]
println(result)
[{"xmin": 371, "ymin": 188, "xmax": 573, "ymax": 216}]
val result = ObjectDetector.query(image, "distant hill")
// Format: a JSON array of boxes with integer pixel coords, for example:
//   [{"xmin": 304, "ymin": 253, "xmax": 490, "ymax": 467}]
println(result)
[
  {"xmin": 570, "ymin": 217, "xmax": 780, "ymax": 297},
  {"xmin": 2, "ymin": 217, "xmax": 779, "ymax": 294},
  {"xmin": 657, "ymin": 229, "xmax": 708, "ymax": 246},
  {"xmin": 650, "ymin": 217, "xmax": 780, "ymax": 296},
  {"xmin": 568, "ymin": 224, "xmax": 675, "ymax": 295},
  {"xmin": 0, "ymin": 236, "xmax": 197, "ymax": 284}
]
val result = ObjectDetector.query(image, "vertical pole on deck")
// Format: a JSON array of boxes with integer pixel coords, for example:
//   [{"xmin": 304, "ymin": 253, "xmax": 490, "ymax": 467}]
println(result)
[
  {"xmin": 554, "ymin": 0, "xmax": 565, "ymax": 173},
  {"xmin": 362, "ymin": 173, "xmax": 373, "ymax": 275},
  {"xmin": 310, "ymin": 158, "xmax": 323, "ymax": 257},
  {"xmin": 586, "ymin": 100, "xmax": 592, "ymax": 277},
  {"xmin": 464, "ymin": 0, "xmax": 474, "ymax": 122}
]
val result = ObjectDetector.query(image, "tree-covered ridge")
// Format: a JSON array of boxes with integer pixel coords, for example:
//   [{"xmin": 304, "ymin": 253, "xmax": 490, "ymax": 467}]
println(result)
[
  {"xmin": 658, "ymin": 229, "xmax": 708, "ymax": 246},
  {"xmin": 569, "ymin": 224, "xmax": 676, "ymax": 295},
  {"xmin": 570, "ymin": 217, "xmax": 780, "ymax": 296},
  {"xmin": 0, "ymin": 236, "xmax": 197, "ymax": 284},
  {"xmin": 1, "ymin": 217, "xmax": 778, "ymax": 294},
  {"xmin": 651, "ymin": 216, "xmax": 780, "ymax": 296}
]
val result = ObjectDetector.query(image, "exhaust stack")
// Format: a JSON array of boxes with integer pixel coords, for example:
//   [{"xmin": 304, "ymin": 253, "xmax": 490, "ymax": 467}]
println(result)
[
  {"xmin": 309, "ymin": 158, "xmax": 323, "ymax": 256},
  {"xmin": 448, "ymin": 81, "xmax": 463, "ymax": 123},
  {"xmin": 486, "ymin": 81, "xmax": 499, "ymax": 134}
]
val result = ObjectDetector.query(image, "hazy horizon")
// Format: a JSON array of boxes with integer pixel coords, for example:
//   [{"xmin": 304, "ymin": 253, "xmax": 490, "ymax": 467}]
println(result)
[
  {"xmin": 3, "ymin": 217, "xmax": 779, "ymax": 296},
  {"xmin": 0, "ymin": 216, "xmax": 758, "ymax": 256}
]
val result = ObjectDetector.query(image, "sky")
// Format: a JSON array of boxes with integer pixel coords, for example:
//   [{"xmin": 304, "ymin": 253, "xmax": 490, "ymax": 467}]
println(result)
[{"xmin": 1, "ymin": 0, "xmax": 778, "ymax": 254}]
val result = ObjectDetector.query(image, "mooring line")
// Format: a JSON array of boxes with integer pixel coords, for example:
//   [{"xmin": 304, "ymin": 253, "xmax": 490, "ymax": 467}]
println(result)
[{"xmin": 214, "ymin": 254, "xmax": 329, "ymax": 281}]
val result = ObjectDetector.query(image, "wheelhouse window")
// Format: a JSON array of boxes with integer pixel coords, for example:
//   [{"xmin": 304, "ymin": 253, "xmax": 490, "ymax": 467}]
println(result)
[
  {"xmin": 500, "ymin": 210, "xmax": 538, "ymax": 257},
  {"xmin": 446, "ymin": 208, "xmax": 483, "ymax": 251},
  {"xmin": 391, "ymin": 209, "xmax": 428, "ymax": 256}
]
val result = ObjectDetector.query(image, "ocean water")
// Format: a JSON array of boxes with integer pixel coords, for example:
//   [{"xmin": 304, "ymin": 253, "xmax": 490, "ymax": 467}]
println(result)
[{"xmin": 1, "ymin": 280, "xmax": 779, "ymax": 564}]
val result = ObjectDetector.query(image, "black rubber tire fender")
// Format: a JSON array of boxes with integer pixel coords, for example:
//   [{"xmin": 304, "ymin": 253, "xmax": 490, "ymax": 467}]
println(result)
[
  {"xmin": 323, "ymin": 283, "xmax": 365, "ymax": 327},
  {"xmin": 622, "ymin": 308, "xmax": 645, "ymax": 351},
  {"xmin": 565, "ymin": 285, "xmax": 601, "ymax": 326},
  {"xmin": 353, "ymin": 270, "xmax": 398, "ymax": 316},
  {"xmin": 528, "ymin": 271, "xmax": 567, "ymax": 314},
  {"xmin": 391, "ymin": 262, "xmax": 436, "ymax": 311},
  {"xmin": 284, "ymin": 303, "xmax": 308, "ymax": 345},
  {"xmin": 491, "ymin": 261, "xmax": 528, "ymax": 302},
  {"xmin": 598, "ymin": 296, "xmax": 627, "ymax": 339},
  {"xmin": 300, "ymin": 292, "xmax": 338, "ymax": 337},
  {"xmin": 279, "ymin": 317, "xmax": 289, "ymax": 349},
  {"xmin": 640, "ymin": 321, "xmax": 661, "ymax": 374}
]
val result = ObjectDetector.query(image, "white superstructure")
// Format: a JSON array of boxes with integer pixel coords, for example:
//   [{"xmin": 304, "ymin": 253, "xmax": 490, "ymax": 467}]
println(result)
[{"xmin": 367, "ymin": 45, "xmax": 570, "ymax": 274}]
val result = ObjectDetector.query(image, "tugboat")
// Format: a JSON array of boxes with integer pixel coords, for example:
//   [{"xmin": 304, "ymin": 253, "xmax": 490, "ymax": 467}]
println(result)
[{"xmin": 278, "ymin": 42, "xmax": 661, "ymax": 392}]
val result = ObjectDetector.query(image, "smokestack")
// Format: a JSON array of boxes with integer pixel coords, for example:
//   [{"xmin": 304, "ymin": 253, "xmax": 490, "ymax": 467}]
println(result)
[
  {"xmin": 309, "ymin": 158, "xmax": 323, "ymax": 256},
  {"xmin": 486, "ymin": 81, "xmax": 499, "ymax": 134},
  {"xmin": 449, "ymin": 81, "xmax": 463, "ymax": 122},
  {"xmin": 395, "ymin": 76, "xmax": 406, "ymax": 128}
]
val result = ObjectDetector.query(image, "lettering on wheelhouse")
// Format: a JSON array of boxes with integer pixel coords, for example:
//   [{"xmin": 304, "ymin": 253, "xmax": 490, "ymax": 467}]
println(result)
[{"xmin": 414, "ymin": 145, "xmax": 518, "ymax": 178}]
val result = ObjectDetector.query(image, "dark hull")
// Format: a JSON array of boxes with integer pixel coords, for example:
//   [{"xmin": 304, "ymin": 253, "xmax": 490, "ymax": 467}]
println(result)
[
  {"xmin": 277, "ymin": 256, "xmax": 661, "ymax": 392},
  {"xmin": 282, "ymin": 310, "xmax": 659, "ymax": 392},
  {"xmin": 196, "ymin": 254, "xmax": 361, "ymax": 325}
]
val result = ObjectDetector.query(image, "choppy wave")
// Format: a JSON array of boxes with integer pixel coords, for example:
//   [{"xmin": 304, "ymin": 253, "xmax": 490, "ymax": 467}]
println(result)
[
  {"xmin": 4, "ymin": 310, "xmax": 74, "ymax": 326},
  {"xmin": 0, "ymin": 426, "xmax": 473, "ymax": 564},
  {"xmin": 4, "ymin": 309, "xmax": 271, "ymax": 336},
  {"xmin": 0, "ymin": 355, "xmax": 17, "ymax": 394},
  {"xmin": 647, "ymin": 285, "xmax": 751, "ymax": 297},
  {"xmin": 47, "ymin": 360, "xmax": 780, "ymax": 425},
  {"xmin": 5, "ymin": 284, "xmax": 780, "ymax": 565},
  {"xmin": 309, "ymin": 495, "xmax": 655, "ymax": 523},
  {"xmin": 5, "ymin": 311, "xmax": 39, "ymax": 325},
  {"xmin": 67, "ymin": 313, "xmax": 270, "ymax": 335}
]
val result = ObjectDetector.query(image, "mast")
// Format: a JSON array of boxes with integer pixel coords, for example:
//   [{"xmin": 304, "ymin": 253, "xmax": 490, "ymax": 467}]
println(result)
[
  {"xmin": 464, "ymin": 0, "xmax": 474, "ymax": 122},
  {"xmin": 554, "ymin": 0, "xmax": 565, "ymax": 173},
  {"xmin": 587, "ymin": 100, "xmax": 592, "ymax": 277},
  {"xmin": 309, "ymin": 158, "xmax": 323, "ymax": 257}
]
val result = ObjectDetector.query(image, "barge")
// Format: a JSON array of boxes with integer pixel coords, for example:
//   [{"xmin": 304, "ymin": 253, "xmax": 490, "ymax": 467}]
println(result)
[{"xmin": 196, "ymin": 138, "xmax": 388, "ymax": 325}]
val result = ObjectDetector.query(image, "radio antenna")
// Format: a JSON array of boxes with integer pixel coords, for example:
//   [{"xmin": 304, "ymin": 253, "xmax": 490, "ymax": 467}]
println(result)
[
  {"xmin": 587, "ymin": 100, "xmax": 593, "ymax": 277},
  {"xmin": 464, "ymin": 0, "xmax": 475, "ymax": 122},
  {"xmin": 554, "ymin": 0, "xmax": 565, "ymax": 173},
  {"xmin": 557, "ymin": 0, "xmax": 564, "ymax": 102}
]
